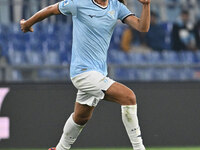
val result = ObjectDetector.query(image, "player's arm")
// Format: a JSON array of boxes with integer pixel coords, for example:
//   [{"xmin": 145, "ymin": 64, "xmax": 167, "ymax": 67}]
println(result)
[
  {"xmin": 20, "ymin": 3, "xmax": 60, "ymax": 33},
  {"xmin": 124, "ymin": 0, "xmax": 150, "ymax": 32}
]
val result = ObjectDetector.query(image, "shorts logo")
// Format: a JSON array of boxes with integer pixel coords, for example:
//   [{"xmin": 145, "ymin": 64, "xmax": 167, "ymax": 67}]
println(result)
[
  {"xmin": 104, "ymin": 79, "xmax": 108, "ymax": 83},
  {"xmin": 92, "ymin": 98, "xmax": 97, "ymax": 106},
  {"xmin": 63, "ymin": 0, "xmax": 69, "ymax": 6}
]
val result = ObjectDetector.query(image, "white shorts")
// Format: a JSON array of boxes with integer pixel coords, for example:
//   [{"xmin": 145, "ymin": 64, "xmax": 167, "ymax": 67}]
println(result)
[{"xmin": 71, "ymin": 71, "xmax": 115, "ymax": 107}]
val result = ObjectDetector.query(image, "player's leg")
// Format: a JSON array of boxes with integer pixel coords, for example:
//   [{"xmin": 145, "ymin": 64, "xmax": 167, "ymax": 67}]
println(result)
[
  {"xmin": 55, "ymin": 71, "xmax": 106, "ymax": 150},
  {"xmin": 56, "ymin": 102, "xmax": 95, "ymax": 150},
  {"xmin": 104, "ymin": 82, "xmax": 145, "ymax": 150}
]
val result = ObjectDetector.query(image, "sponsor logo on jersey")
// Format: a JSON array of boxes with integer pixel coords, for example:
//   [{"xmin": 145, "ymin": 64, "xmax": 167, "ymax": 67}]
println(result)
[{"xmin": 88, "ymin": 15, "xmax": 96, "ymax": 18}]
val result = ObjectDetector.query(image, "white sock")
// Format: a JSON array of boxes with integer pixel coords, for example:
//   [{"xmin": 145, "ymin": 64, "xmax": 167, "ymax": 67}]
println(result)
[
  {"xmin": 56, "ymin": 113, "xmax": 84, "ymax": 150},
  {"xmin": 121, "ymin": 105, "xmax": 145, "ymax": 150}
]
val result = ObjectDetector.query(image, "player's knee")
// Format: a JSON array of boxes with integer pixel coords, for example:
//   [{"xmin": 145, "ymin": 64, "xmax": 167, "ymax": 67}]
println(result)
[
  {"xmin": 81, "ymin": 116, "xmax": 91, "ymax": 125},
  {"xmin": 125, "ymin": 91, "xmax": 137, "ymax": 105},
  {"xmin": 73, "ymin": 114, "xmax": 92, "ymax": 125}
]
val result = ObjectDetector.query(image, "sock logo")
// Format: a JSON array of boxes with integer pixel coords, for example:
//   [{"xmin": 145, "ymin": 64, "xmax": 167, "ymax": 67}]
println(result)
[{"xmin": 0, "ymin": 88, "xmax": 10, "ymax": 140}]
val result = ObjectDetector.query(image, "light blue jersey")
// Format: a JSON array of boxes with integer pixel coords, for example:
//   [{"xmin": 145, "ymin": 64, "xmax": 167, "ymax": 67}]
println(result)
[{"xmin": 59, "ymin": 0, "xmax": 133, "ymax": 78}]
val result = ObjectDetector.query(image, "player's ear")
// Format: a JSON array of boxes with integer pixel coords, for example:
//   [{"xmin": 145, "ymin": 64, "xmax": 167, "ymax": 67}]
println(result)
[{"xmin": 118, "ymin": 0, "xmax": 127, "ymax": 5}]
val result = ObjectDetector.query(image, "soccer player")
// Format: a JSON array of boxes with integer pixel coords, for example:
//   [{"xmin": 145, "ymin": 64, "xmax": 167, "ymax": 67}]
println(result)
[{"xmin": 20, "ymin": 0, "xmax": 150, "ymax": 149}]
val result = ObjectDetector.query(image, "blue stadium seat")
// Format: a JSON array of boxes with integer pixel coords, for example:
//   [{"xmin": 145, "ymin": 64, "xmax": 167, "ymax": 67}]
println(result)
[
  {"xmin": 28, "ymin": 31, "xmax": 46, "ymax": 43},
  {"xmin": 152, "ymin": 68, "xmax": 185, "ymax": 81},
  {"xmin": 9, "ymin": 32, "xmax": 22, "ymax": 42},
  {"xmin": 57, "ymin": 23, "xmax": 72, "ymax": 39},
  {"xmin": 11, "ymin": 70, "xmax": 23, "ymax": 81},
  {"xmin": 7, "ymin": 24, "xmax": 32, "ymax": 42},
  {"xmin": 33, "ymin": 23, "xmax": 59, "ymax": 41},
  {"xmin": 56, "ymin": 23, "xmax": 72, "ymax": 51},
  {"xmin": 108, "ymin": 50, "xmax": 129, "ymax": 64},
  {"xmin": 59, "ymin": 69, "xmax": 70, "ymax": 79},
  {"xmin": 162, "ymin": 51, "xmax": 179, "ymax": 64},
  {"xmin": 0, "ymin": 33, "xmax": 7, "ymax": 43},
  {"xmin": 195, "ymin": 51, "xmax": 200, "ymax": 63},
  {"xmin": 8, "ymin": 48, "xmax": 26, "ymax": 65},
  {"xmin": 60, "ymin": 50, "xmax": 71, "ymax": 64},
  {"xmin": 43, "ymin": 40, "xmax": 59, "ymax": 51},
  {"xmin": 41, "ymin": 23, "xmax": 59, "ymax": 34},
  {"xmin": 33, "ymin": 23, "xmax": 43, "ymax": 32},
  {"xmin": 110, "ymin": 24, "xmax": 127, "ymax": 49},
  {"xmin": 113, "ymin": 59, "xmax": 197, "ymax": 81},
  {"xmin": 166, "ymin": 68, "xmax": 181, "ymax": 80},
  {"xmin": 26, "ymin": 50, "xmax": 43, "ymax": 65},
  {"xmin": 135, "ymin": 69, "xmax": 154, "ymax": 81},
  {"xmin": 144, "ymin": 52, "xmax": 162, "ymax": 64},
  {"xmin": 158, "ymin": 68, "xmax": 193, "ymax": 81},
  {"xmin": 9, "ymin": 40, "xmax": 26, "ymax": 52},
  {"xmin": 25, "ymin": 40, "xmax": 44, "ymax": 65},
  {"xmin": 151, "ymin": 68, "xmax": 169, "ymax": 81},
  {"xmin": 38, "ymin": 69, "xmax": 70, "ymax": 80},
  {"xmin": 179, "ymin": 51, "xmax": 195, "ymax": 64},
  {"xmin": 179, "ymin": 68, "xmax": 194, "ymax": 80},
  {"xmin": 0, "ymin": 24, "xmax": 8, "ymax": 34},
  {"xmin": 59, "ymin": 41, "xmax": 72, "ymax": 53},
  {"xmin": 8, "ymin": 25, "xmax": 30, "ymax": 44},
  {"xmin": 114, "ymin": 68, "xmax": 137, "ymax": 81},
  {"xmin": 27, "ymin": 40, "xmax": 43, "ymax": 51},
  {"xmin": 8, "ymin": 23, "xmax": 21, "ymax": 34},
  {"xmin": 0, "ymin": 24, "xmax": 9, "ymax": 57},
  {"xmin": 107, "ymin": 50, "xmax": 116, "ymax": 63},
  {"xmin": 0, "ymin": 43, "xmax": 8, "ymax": 55},
  {"xmin": 57, "ymin": 26, "xmax": 73, "ymax": 48},
  {"xmin": 38, "ymin": 69, "xmax": 60, "ymax": 79},
  {"xmin": 127, "ymin": 52, "xmax": 146, "ymax": 64},
  {"xmin": 8, "ymin": 24, "xmax": 30, "ymax": 43},
  {"xmin": 43, "ymin": 50, "xmax": 61, "ymax": 65},
  {"xmin": 0, "ymin": 24, "xmax": 8, "ymax": 42}
]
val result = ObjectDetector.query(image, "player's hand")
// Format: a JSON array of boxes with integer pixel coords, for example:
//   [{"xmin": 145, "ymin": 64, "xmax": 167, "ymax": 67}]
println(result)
[
  {"xmin": 138, "ymin": 0, "xmax": 150, "ymax": 5},
  {"xmin": 20, "ymin": 19, "xmax": 34, "ymax": 33}
]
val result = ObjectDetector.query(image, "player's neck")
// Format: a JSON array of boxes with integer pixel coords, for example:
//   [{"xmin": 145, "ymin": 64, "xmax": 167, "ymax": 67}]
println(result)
[{"xmin": 94, "ymin": 0, "xmax": 109, "ymax": 7}]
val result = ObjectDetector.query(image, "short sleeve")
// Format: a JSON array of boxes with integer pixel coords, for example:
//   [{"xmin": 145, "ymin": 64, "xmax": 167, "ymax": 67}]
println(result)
[
  {"xmin": 117, "ymin": 2, "xmax": 134, "ymax": 23},
  {"xmin": 58, "ymin": 0, "xmax": 77, "ymax": 16}
]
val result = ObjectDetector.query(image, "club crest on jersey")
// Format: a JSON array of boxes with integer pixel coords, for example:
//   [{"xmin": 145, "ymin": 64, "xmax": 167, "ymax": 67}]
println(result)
[
  {"xmin": 108, "ymin": 10, "xmax": 115, "ymax": 19},
  {"xmin": 63, "ymin": 0, "xmax": 69, "ymax": 6}
]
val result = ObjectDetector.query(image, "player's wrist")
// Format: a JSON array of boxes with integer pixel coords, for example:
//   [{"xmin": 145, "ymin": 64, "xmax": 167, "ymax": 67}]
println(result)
[
  {"xmin": 24, "ymin": 19, "xmax": 34, "ymax": 29},
  {"xmin": 138, "ymin": 0, "xmax": 150, "ymax": 5},
  {"xmin": 142, "ymin": 2, "xmax": 150, "ymax": 6},
  {"xmin": 141, "ymin": 1, "xmax": 150, "ymax": 7},
  {"xmin": 142, "ymin": 2, "xmax": 150, "ymax": 5}
]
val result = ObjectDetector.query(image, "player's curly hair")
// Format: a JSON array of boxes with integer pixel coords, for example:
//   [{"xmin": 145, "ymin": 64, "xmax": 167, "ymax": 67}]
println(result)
[{"xmin": 118, "ymin": 0, "xmax": 127, "ymax": 5}]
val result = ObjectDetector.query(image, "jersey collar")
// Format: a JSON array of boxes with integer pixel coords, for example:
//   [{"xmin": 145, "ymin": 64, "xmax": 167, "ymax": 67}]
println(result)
[{"xmin": 92, "ymin": 0, "xmax": 109, "ymax": 9}]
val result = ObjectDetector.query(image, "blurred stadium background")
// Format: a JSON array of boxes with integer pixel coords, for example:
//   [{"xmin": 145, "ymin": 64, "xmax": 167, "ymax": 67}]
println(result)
[{"xmin": 0, "ymin": 0, "xmax": 200, "ymax": 150}]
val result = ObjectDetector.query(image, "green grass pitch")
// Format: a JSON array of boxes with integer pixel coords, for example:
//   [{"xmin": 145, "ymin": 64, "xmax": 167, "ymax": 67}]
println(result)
[{"xmin": 1, "ymin": 148, "xmax": 200, "ymax": 150}]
